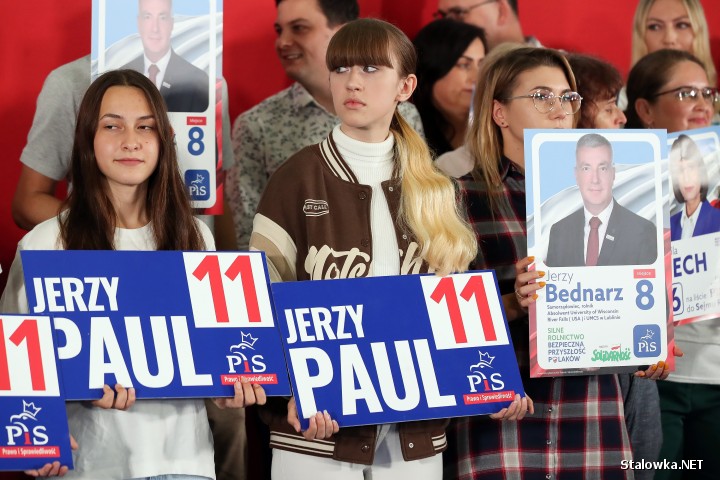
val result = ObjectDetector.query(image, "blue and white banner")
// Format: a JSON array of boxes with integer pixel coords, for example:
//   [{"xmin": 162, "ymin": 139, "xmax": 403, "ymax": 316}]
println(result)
[
  {"xmin": 0, "ymin": 315, "xmax": 73, "ymax": 471},
  {"xmin": 526, "ymin": 130, "xmax": 669, "ymax": 376},
  {"xmin": 92, "ymin": 0, "xmax": 223, "ymax": 209},
  {"xmin": 271, "ymin": 271, "xmax": 525, "ymax": 429},
  {"xmin": 21, "ymin": 251, "xmax": 291, "ymax": 400},
  {"xmin": 667, "ymin": 127, "xmax": 720, "ymax": 325}
]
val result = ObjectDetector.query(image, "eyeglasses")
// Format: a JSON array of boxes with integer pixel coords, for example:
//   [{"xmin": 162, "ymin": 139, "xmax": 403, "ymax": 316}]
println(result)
[
  {"xmin": 503, "ymin": 89, "xmax": 583, "ymax": 115},
  {"xmin": 433, "ymin": 0, "xmax": 497, "ymax": 20},
  {"xmin": 653, "ymin": 86, "xmax": 720, "ymax": 104}
]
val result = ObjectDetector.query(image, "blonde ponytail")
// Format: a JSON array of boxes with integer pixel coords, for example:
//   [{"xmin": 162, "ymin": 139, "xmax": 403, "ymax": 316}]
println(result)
[{"xmin": 391, "ymin": 110, "xmax": 477, "ymax": 276}]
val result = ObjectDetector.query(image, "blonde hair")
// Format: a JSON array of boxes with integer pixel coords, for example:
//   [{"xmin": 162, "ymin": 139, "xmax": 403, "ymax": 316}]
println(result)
[
  {"xmin": 467, "ymin": 46, "xmax": 577, "ymax": 194},
  {"xmin": 631, "ymin": 0, "xmax": 716, "ymax": 84},
  {"xmin": 327, "ymin": 18, "xmax": 477, "ymax": 275}
]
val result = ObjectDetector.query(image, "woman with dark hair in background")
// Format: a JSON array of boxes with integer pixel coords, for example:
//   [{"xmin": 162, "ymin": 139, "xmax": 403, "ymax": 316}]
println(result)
[
  {"xmin": 626, "ymin": 47, "xmax": 720, "ymax": 480},
  {"xmin": 625, "ymin": 48, "xmax": 717, "ymax": 131},
  {"xmin": 566, "ymin": 53, "xmax": 626, "ymax": 129},
  {"xmin": 413, "ymin": 19, "xmax": 486, "ymax": 156}
]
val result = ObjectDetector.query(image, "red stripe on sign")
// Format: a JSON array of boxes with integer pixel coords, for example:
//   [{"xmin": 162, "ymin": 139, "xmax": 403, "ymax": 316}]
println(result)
[
  {"xmin": 220, "ymin": 374, "xmax": 278, "ymax": 385},
  {"xmin": 0, "ymin": 446, "xmax": 60, "ymax": 458},
  {"xmin": 187, "ymin": 116, "xmax": 207, "ymax": 125},
  {"xmin": 633, "ymin": 269, "xmax": 655, "ymax": 278},
  {"xmin": 463, "ymin": 390, "xmax": 515, "ymax": 404}
]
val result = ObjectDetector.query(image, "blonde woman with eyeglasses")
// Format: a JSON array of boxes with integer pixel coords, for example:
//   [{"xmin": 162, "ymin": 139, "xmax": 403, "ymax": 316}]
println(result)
[{"xmin": 436, "ymin": 45, "xmax": 642, "ymax": 480}]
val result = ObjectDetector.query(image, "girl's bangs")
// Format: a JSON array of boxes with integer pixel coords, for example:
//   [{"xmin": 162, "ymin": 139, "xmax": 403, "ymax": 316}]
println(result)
[{"xmin": 327, "ymin": 24, "xmax": 394, "ymax": 71}]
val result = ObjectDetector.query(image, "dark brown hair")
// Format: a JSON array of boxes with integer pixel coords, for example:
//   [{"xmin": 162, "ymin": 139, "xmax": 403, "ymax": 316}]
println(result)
[
  {"xmin": 566, "ymin": 53, "xmax": 624, "ymax": 129},
  {"xmin": 60, "ymin": 69, "xmax": 205, "ymax": 251},
  {"xmin": 625, "ymin": 49, "xmax": 706, "ymax": 128},
  {"xmin": 275, "ymin": 0, "xmax": 358, "ymax": 27},
  {"xmin": 413, "ymin": 19, "xmax": 486, "ymax": 156}
]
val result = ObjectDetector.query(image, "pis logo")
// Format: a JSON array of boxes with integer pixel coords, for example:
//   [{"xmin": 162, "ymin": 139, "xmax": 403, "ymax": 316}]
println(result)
[
  {"xmin": 5, "ymin": 401, "xmax": 49, "ymax": 446},
  {"xmin": 466, "ymin": 351, "xmax": 505, "ymax": 393},
  {"xmin": 633, "ymin": 324, "xmax": 661, "ymax": 358},
  {"xmin": 185, "ymin": 170, "xmax": 210, "ymax": 201},
  {"xmin": 226, "ymin": 332, "xmax": 267, "ymax": 374}
]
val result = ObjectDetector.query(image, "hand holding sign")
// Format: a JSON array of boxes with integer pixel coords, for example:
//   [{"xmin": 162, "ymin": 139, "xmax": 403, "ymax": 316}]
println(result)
[
  {"xmin": 488, "ymin": 393, "xmax": 534, "ymax": 420},
  {"xmin": 514, "ymin": 256, "xmax": 545, "ymax": 308},
  {"xmin": 287, "ymin": 397, "xmax": 339, "ymax": 440},
  {"xmin": 213, "ymin": 379, "xmax": 267, "ymax": 409},
  {"xmin": 24, "ymin": 436, "xmax": 77, "ymax": 478},
  {"xmin": 92, "ymin": 384, "xmax": 136, "ymax": 410}
]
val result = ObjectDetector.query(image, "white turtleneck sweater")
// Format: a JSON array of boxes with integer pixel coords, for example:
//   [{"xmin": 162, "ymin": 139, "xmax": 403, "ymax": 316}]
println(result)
[{"xmin": 332, "ymin": 125, "xmax": 400, "ymax": 277}]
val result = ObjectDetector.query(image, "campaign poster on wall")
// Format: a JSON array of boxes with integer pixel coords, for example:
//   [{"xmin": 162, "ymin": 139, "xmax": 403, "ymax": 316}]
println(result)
[
  {"xmin": 667, "ymin": 127, "xmax": 720, "ymax": 325},
  {"xmin": 271, "ymin": 271, "xmax": 525, "ymax": 429},
  {"xmin": 91, "ymin": 0, "xmax": 223, "ymax": 209},
  {"xmin": 525, "ymin": 130, "xmax": 669, "ymax": 377},
  {"xmin": 20, "ymin": 251, "xmax": 291, "ymax": 400},
  {"xmin": 0, "ymin": 315, "xmax": 73, "ymax": 471}
]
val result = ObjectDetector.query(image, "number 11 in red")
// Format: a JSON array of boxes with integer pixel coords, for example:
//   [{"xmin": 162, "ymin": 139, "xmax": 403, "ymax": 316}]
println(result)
[
  {"xmin": 430, "ymin": 276, "xmax": 497, "ymax": 344},
  {"xmin": 193, "ymin": 255, "xmax": 261, "ymax": 324}
]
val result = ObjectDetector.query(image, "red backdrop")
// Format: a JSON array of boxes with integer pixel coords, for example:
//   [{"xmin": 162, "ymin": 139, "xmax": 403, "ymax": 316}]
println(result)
[
  {"xmin": 1, "ymin": 0, "xmax": 719, "ymax": 297},
  {"xmin": 0, "ymin": 1, "xmax": 718, "ymax": 479}
]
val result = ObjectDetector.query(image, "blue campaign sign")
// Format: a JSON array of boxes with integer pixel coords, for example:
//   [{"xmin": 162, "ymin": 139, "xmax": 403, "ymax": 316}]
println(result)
[
  {"xmin": 271, "ymin": 271, "xmax": 525, "ymax": 428},
  {"xmin": 0, "ymin": 315, "xmax": 73, "ymax": 471},
  {"xmin": 20, "ymin": 251, "xmax": 291, "ymax": 400}
]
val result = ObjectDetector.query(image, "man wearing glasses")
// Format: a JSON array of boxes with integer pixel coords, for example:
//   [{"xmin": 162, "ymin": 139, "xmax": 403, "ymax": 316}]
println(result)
[
  {"xmin": 434, "ymin": 0, "xmax": 540, "ymax": 50},
  {"xmin": 545, "ymin": 133, "xmax": 658, "ymax": 267}
]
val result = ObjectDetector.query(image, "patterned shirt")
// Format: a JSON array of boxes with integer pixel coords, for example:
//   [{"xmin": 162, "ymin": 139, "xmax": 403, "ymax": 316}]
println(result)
[
  {"xmin": 227, "ymin": 81, "xmax": 424, "ymax": 249},
  {"xmin": 443, "ymin": 156, "xmax": 634, "ymax": 480}
]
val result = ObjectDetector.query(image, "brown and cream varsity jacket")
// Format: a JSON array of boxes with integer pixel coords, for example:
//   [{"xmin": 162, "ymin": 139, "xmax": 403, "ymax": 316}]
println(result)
[{"xmin": 249, "ymin": 134, "xmax": 448, "ymax": 465}]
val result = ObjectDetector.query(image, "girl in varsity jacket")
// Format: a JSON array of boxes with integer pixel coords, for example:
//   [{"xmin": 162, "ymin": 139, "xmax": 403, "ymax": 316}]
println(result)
[{"xmin": 250, "ymin": 18, "xmax": 527, "ymax": 479}]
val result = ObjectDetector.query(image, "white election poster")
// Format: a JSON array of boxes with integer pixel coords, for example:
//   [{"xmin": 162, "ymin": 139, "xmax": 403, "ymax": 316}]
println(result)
[
  {"xmin": 667, "ymin": 127, "xmax": 720, "ymax": 325},
  {"xmin": 92, "ymin": 0, "xmax": 222, "ymax": 209},
  {"xmin": 525, "ymin": 130, "xmax": 669, "ymax": 377}
]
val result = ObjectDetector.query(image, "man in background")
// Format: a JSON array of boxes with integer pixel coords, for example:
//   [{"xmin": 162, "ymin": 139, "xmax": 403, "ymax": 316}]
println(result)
[{"xmin": 434, "ymin": 0, "xmax": 540, "ymax": 49}]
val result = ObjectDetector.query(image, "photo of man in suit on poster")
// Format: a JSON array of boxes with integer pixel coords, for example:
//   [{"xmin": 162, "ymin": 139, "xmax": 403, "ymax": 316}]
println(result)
[
  {"xmin": 545, "ymin": 133, "xmax": 658, "ymax": 267},
  {"xmin": 123, "ymin": 0, "xmax": 210, "ymax": 112}
]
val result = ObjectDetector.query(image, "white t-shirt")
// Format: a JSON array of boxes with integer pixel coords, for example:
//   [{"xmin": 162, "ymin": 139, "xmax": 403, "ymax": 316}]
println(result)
[{"xmin": 0, "ymin": 216, "xmax": 217, "ymax": 480}]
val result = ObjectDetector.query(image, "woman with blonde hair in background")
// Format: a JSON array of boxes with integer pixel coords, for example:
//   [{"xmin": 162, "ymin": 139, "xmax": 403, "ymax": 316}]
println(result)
[{"xmin": 631, "ymin": 0, "xmax": 716, "ymax": 85}]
